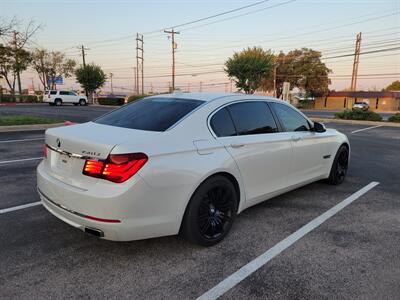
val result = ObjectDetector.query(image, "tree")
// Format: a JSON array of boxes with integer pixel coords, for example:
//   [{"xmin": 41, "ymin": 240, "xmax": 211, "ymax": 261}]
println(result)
[
  {"xmin": 225, "ymin": 47, "xmax": 274, "ymax": 94},
  {"xmin": 384, "ymin": 80, "xmax": 400, "ymax": 91},
  {"xmin": 32, "ymin": 49, "xmax": 76, "ymax": 91},
  {"xmin": 262, "ymin": 48, "xmax": 331, "ymax": 98},
  {"xmin": 0, "ymin": 44, "xmax": 31, "ymax": 95},
  {"xmin": 75, "ymin": 64, "xmax": 106, "ymax": 103},
  {"xmin": 0, "ymin": 19, "xmax": 40, "ymax": 96}
]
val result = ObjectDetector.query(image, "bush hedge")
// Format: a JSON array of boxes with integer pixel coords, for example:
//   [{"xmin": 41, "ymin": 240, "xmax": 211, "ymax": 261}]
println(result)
[
  {"xmin": 0, "ymin": 94, "xmax": 41, "ymax": 103},
  {"xmin": 334, "ymin": 109, "xmax": 383, "ymax": 121},
  {"xmin": 98, "ymin": 97, "xmax": 125, "ymax": 106},
  {"xmin": 388, "ymin": 113, "xmax": 400, "ymax": 123},
  {"xmin": 127, "ymin": 95, "xmax": 146, "ymax": 103}
]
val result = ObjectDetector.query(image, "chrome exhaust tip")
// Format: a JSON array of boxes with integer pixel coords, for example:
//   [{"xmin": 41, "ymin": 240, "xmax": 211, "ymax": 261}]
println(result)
[{"xmin": 84, "ymin": 227, "xmax": 104, "ymax": 238}]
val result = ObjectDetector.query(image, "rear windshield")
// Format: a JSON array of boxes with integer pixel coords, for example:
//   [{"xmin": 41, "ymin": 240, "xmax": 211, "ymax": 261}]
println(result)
[{"xmin": 94, "ymin": 97, "xmax": 204, "ymax": 131}]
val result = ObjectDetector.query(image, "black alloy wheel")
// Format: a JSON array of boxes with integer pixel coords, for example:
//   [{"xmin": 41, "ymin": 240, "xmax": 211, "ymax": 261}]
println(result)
[
  {"xmin": 327, "ymin": 145, "xmax": 349, "ymax": 185},
  {"xmin": 181, "ymin": 175, "xmax": 238, "ymax": 246}
]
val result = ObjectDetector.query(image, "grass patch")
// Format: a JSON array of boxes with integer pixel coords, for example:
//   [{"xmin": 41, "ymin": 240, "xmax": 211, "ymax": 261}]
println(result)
[{"xmin": 0, "ymin": 115, "xmax": 62, "ymax": 126}]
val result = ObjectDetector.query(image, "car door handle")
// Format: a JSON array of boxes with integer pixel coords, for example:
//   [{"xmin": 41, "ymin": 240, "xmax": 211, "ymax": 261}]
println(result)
[
  {"xmin": 291, "ymin": 135, "xmax": 302, "ymax": 142},
  {"xmin": 230, "ymin": 143, "xmax": 245, "ymax": 148}
]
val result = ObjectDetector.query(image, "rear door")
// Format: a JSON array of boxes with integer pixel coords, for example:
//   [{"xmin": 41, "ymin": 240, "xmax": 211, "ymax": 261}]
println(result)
[
  {"xmin": 270, "ymin": 102, "xmax": 325, "ymax": 184},
  {"xmin": 210, "ymin": 100, "xmax": 293, "ymax": 206},
  {"xmin": 59, "ymin": 91, "xmax": 72, "ymax": 103}
]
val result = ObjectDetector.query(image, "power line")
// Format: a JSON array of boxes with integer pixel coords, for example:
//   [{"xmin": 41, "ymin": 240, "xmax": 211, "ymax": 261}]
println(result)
[{"xmin": 143, "ymin": 0, "xmax": 275, "ymax": 35}]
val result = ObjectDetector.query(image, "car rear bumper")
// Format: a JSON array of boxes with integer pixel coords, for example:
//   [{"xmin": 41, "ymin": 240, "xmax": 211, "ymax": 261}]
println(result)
[{"xmin": 37, "ymin": 161, "xmax": 184, "ymax": 241}]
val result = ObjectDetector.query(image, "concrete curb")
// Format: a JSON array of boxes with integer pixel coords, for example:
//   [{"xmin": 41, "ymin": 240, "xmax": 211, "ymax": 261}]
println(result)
[
  {"xmin": 311, "ymin": 117, "xmax": 400, "ymax": 127},
  {"xmin": 0, "ymin": 123, "xmax": 65, "ymax": 132}
]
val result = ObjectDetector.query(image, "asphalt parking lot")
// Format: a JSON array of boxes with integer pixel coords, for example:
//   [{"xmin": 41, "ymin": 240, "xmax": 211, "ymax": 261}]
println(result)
[{"xmin": 0, "ymin": 120, "xmax": 399, "ymax": 299}]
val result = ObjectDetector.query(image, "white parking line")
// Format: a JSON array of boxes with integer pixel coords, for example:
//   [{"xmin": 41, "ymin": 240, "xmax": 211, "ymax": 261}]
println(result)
[
  {"xmin": 197, "ymin": 181, "xmax": 379, "ymax": 300},
  {"xmin": 0, "ymin": 201, "xmax": 41, "ymax": 214},
  {"xmin": 0, "ymin": 137, "xmax": 44, "ymax": 144},
  {"xmin": 0, "ymin": 157, "xmax": 43, "ymax": 165},
  {"xmin": 351, "ymin": 125, "xmax": 382, "ymax": 134}
]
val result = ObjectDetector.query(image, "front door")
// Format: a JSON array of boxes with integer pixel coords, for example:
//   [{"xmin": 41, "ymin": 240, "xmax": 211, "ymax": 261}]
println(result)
[
  {"xmin": 210, "ymin": 101, "xmax": 293, "ymax": 206},
  {"xmin": 270, "ymin": 102, "xmax": 325, "ymax": 184}
]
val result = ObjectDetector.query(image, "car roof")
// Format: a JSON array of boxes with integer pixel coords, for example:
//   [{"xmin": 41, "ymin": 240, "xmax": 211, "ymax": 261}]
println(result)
[{"xmin": 147, "ymin": 92, "xmax": 277, "ymax": 102}]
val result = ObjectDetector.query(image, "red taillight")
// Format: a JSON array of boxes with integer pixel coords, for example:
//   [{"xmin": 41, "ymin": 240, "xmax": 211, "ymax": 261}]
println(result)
[
  {"xmin": 44, "ymin": 144, "xmax": 48, "ymax": 158},
  {"xmin": 48, "ymin": 94, "xmax": 51, "ymax": 98},
  {"xmin": 82, "ymin": 153, "xmax": 148, "ymax": 183}
]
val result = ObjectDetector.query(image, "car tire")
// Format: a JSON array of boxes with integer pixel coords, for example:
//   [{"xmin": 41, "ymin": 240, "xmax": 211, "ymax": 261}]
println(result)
[
  {"xmin": 180, "ymin": 175, "xmax": 238, "ymax": 246},
  {"xmin": 54, "ymin": 99, "xmax": 62, "ymax": 106},
  {"xmin": 79, "ymin": 99, "xmax": 87, "ymax": 106},
  {"xmin": 327, "ymin": 145, "xmax": 349, "ymax": 185}
]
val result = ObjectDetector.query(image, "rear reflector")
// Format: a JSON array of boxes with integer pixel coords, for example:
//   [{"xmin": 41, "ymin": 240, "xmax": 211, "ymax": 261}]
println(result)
[
  {"xmin": 83, "ymin": 153, "xmax": 148, "ymax": 183},
  {"xmin": 44, "ymin": 144, "xmax": 48, "ymax": 159},
  {"xmin": 85, "ymin": 215, "xmax": 121, "ymax": 223}
]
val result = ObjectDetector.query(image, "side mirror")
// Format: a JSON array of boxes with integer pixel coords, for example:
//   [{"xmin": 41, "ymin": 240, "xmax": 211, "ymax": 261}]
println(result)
[{"xmin": 313, "ymin": 121, "xmax": 326, "ymax": 133}]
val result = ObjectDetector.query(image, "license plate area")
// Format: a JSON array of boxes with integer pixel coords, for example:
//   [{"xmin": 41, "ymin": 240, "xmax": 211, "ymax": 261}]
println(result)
[{"xmin": 51, "ymin": 151, "xmax": 73, "ymax": 174}]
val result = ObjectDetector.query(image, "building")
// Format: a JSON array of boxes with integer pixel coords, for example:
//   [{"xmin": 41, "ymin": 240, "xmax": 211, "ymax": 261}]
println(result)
[{"xmin": 315, "ymin": 91, "xmax": 400, "ymax": 112}]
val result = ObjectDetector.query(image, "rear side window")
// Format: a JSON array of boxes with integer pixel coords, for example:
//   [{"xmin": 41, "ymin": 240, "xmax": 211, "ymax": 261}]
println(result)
[
  {"xmin": 95, "ymin": 97, "xmax": 204, "ymax": 132},
  {"xmin": 227, "ymin": 101, "xmax": 278, "ymax": 135},
  {"xmin": 210, "ymin": 108, "xmax": 236, "ymax": 137},
  {"xmin": 50, "ymin": 91, "xmax": 57, "ymax": 95},
  {"xmin": 271, "ymin": 102, "xmax": 310, "ymax": 132},
  {"xmin": 59, "ymin": 91, "xmax": 69, "ymax": 95}
]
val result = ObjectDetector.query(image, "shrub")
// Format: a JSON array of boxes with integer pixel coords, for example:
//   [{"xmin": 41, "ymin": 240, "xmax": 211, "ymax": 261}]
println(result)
[
  {"xmin": 0, "ymin": 94, "xmax": 16, "ymax": 102},
  {"xmin": 127, "ymin": 95, "xmax": 147, "ymax": 103},
  {"xmin": 20, "ymin": 95, "xmax": 40, "ymax": 103},
  {"xmin": 335, "ymin": 109, "xmax": 382, "ymax": 121},
  {"xmin": 0, "ymin": 94, "xmax": 40, "ymax": 103},
  {"xmin": 98, "ymin": 97, "xmax": 125, "ymax": 106},
  {"xmin": 388, "ymin": 113, "xmax": 400, "ymax": 123}
]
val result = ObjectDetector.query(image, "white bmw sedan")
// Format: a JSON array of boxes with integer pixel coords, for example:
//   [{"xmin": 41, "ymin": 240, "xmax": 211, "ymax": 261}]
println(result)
[{"xmin": 37, "ymin": 93, "xmax": 349, "ymax": 246}]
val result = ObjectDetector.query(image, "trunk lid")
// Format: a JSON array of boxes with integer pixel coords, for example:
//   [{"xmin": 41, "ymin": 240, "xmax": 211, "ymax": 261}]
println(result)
[{"xmin": 44, "ymin": 122, "xmax": 159, "ymax": 188}]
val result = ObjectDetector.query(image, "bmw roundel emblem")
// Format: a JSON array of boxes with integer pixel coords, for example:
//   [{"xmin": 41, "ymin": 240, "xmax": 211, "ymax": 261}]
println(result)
[{"xmin": 56, "ymin": 138, "xmax": 61, "ymax": 148}]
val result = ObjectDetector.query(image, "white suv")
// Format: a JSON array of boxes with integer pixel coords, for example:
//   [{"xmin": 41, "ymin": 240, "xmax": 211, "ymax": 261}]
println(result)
[{"xmin": 44, "ymin": 90, "xmax": 87, "ymax": 106}]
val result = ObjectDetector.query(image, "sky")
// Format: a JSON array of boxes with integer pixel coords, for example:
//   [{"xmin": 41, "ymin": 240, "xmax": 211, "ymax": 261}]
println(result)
[{"xmin": 1, "ymin": 0, "xmax": 399, "ymax": 94}]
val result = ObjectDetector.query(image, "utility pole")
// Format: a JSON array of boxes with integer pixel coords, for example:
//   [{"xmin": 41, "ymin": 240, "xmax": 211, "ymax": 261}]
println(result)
[
  {"xmin": 79, "ymin": 45, "xmax": 90, "ymax": 99},
  {"xmin": 273, "ymin": 65, "xmax": 277, "ymax": 97},
  {"xmin": 230, "ymin": 79, "xmax": 233, "ymax": 93},
  {"xmin": 109, "ymin": 72, "xmax": 114, "ymax": 94},
  {"xmin": 164, "ymin": 29, "xmax": 180, "ymax": 92},
  {"xmin": 136, "ymin": 33, "xmax": 144, "ymax": 94},
  {"xmin": 80, "ymin": 45, "xmax": 88, "ymax": 67},
  {"xmin": 199, "ymin": 81, "xmax": 203, "ymax": 92},
  {"xmin": 224, "ymin": 82, "xmax": 228, "ymax": 93},
  {"xmin": 351, "ymin": 32, "xmax": 362, "ymax": 91},
  {"xmin": 187, "ymin": 82, "xmax": 190, "ymax": 92},
  {"xmin": 133, "ymin": 67, "xmax": 137, "ymax": 94}
]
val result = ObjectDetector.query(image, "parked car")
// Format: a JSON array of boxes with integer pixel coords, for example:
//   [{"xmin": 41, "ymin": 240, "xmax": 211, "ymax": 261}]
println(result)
[
  {"xmin": 352, "ymin": 101, "xmax": 369, "ymax": 111},
  {"xmin": 44, "ymin": 90, "xmax": 87, "ymax": 106},
  {"xmin": 37, "ymin": 93, "xmax": 350, "ymax": 246}
]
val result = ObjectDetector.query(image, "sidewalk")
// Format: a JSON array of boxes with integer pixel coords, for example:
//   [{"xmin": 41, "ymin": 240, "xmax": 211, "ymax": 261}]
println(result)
[{"xmin": 311, "ymin": 117, "xmax": 400, "ymax": 127}]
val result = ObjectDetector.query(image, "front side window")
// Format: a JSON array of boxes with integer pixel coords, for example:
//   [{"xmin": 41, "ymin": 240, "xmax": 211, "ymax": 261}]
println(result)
[
  {"xmin": 69, "ymin": 92, "xmax": 77, "ymax": 96},
  {"xmin": 271, "ymin": 102, "xmax": 310, "ymax": 132},
  {"xmin": 95, "ymin": 97, "xmax": 204, "ymax": 132},
  {"xmin": 226, "ymin": 101, "xmax": 278, "ymax": 135},
  {"xmin": 210, "ymin": 107, "xmax": 236, "ymax": 137}
]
